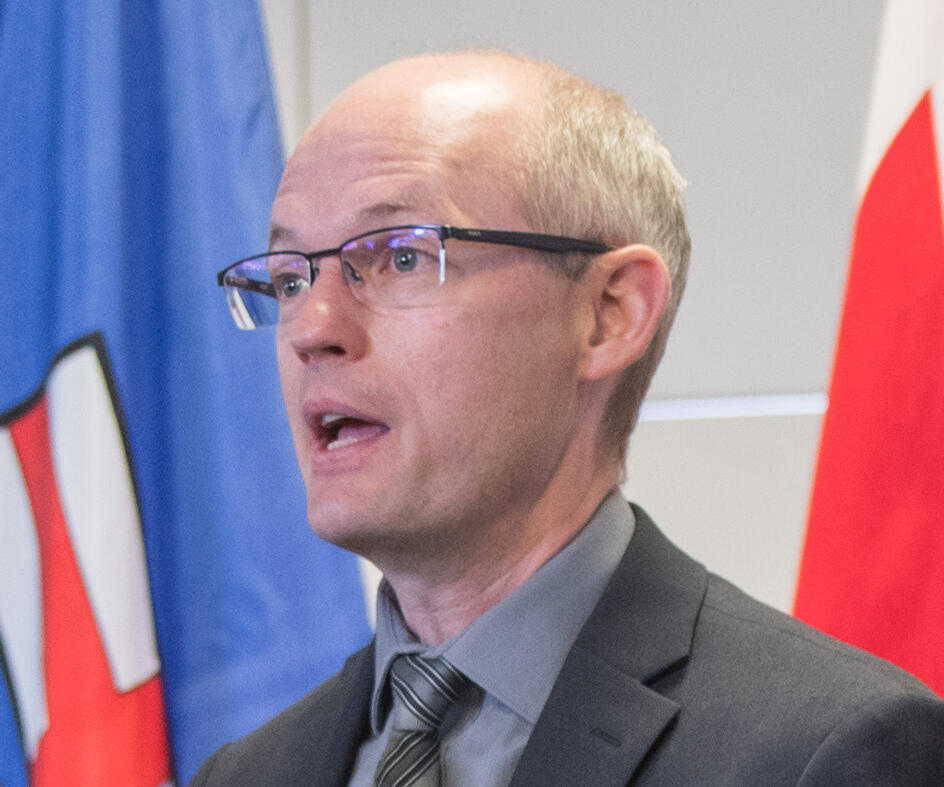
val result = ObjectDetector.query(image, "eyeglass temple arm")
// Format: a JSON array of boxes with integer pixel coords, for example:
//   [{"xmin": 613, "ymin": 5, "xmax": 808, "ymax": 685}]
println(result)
[
  {"xmin": 442, "ymin": 226, "xmax": 609, "ymax": 254},
  {"xmin": 218, "ymin": 273, "xmax": 276, "ymax": 298}
]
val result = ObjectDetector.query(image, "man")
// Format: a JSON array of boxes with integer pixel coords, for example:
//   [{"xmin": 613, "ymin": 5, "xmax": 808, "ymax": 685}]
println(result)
[{"xmin": 196, "ymin": 51, "xmax": 944, "ymax": 785}]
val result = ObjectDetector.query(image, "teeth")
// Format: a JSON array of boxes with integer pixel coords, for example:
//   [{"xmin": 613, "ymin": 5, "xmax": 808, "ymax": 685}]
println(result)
[
  {"xmin": 321, "ymin": 413, "xmax": 348, "ymax": 425},
  {"xmin": 326, "ymin": 436, "xmax": 359, "ymax": 451}
]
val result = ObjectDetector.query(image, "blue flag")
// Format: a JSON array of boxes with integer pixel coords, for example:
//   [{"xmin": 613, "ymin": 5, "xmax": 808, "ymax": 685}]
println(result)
[{"xmin": 0, "ymin": 1, "xmax": 371, "ymax": 783}]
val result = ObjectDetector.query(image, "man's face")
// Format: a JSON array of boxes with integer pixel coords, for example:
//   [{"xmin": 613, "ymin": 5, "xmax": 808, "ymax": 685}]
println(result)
[{"xmin": 272, "ymin": 60, "xmax": 593, "ymax": 565}]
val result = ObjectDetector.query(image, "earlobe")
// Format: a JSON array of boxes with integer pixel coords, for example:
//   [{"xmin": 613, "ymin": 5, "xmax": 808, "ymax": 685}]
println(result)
[{"xmin": 579, "ymin": 244, "xmax": 671, "ymax": 381}]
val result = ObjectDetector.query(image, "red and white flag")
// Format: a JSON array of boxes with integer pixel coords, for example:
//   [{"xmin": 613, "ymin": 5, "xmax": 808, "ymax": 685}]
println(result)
[
  {"xmin": 794, "ymin": 1, "xmax": 944, "ymax": 695},
  {"xmin": 0, "ymin": 336, "xmax": 171, "ymax": 784}
]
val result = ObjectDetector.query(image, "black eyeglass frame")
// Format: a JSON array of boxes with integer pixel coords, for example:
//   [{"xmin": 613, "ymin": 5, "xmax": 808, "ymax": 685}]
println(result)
[{"xmin": 216, "ymin": 224, "xmax": 612, "ymax": 293}]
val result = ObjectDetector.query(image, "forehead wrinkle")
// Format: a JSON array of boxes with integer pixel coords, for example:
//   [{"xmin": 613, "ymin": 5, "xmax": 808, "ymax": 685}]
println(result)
[{"xmin": 268, "ymin": 195, "xmax": 453, "ymax": 253}]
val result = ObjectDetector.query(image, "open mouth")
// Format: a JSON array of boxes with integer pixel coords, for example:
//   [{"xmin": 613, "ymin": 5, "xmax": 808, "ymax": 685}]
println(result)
[{"xmin": 315, "ymin": 412, "xmax": 389, "ymax": 451}]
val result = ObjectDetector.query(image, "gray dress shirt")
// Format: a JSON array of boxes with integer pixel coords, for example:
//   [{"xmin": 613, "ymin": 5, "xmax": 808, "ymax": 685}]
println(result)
[{"xmin": 347, "ymin": 491, "xmax": 635, "ymax": 787}]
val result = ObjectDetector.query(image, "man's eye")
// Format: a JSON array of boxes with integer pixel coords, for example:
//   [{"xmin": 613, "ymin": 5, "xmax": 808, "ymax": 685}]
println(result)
[
  {"xmin": 391, "ymin": 247, "xmax": 420, "ymax": 272},
  {"xmin": 273, "ymin": 274, "xmax": 308, "ymax": 299}
]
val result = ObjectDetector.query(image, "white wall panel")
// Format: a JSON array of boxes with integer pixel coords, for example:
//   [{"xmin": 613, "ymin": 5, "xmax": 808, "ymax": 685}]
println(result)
[
  {"xmin": 260, "ymin": 0, "xmax": 312, "ymax": 149},
  {"xmin": 625, "ymin": 412, "xmax": 823, "ymax": 612}
]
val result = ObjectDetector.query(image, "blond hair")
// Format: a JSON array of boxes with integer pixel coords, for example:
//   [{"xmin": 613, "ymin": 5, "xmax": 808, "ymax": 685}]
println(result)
[{"xmin": 510, "ymin": 55, "xmax": 691, "ymax": 460}]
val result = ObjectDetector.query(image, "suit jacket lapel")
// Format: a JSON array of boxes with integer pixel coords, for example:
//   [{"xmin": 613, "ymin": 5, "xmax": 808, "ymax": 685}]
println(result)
[
  {"xmin": 510, "ymin": 505, "xmax": 708, "ymax": 787},
  {"xmin": 293, "ymin": 642, "xmax": 375, "ymax": 787}
]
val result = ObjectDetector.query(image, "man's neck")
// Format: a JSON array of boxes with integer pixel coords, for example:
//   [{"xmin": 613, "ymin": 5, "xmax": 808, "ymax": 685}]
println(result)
[{"xmin": 380, "ymin": 470, "xmax": 619, "ymax": 645}]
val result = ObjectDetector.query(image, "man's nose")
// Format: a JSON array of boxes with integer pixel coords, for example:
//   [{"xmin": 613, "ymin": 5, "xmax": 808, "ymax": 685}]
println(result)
[{"xmin": 282, "ymin": 259, "xmax": 369, "ymax": 363}]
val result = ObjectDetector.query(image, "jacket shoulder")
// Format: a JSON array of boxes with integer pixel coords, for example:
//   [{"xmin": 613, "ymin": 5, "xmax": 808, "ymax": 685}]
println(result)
[
  {"xmin": 640, "ymin": 572, "xmax": 944, "ymax": 783},
  {"xmin": 700, "ymin": 572, "xmax": 935, "ymax": 697},
  {"xmin": 190, "ymin": 643, "xmax": 373, "ymax": 787}
]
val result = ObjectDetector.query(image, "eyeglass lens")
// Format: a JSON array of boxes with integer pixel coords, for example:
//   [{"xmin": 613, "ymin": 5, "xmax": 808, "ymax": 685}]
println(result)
[{"xmin": 222, "ymin": 227, "xmax": 445, "ymax": 329}]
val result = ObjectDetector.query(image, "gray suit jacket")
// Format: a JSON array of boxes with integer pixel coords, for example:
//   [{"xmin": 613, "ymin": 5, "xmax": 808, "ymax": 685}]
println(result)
[{"xmin": 192, "ymin": 505, "xmax": 944, "ymax": 785}]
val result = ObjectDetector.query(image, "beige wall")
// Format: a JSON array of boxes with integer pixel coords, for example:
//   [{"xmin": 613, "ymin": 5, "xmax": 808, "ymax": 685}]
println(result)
[{"xmin": 258, "ymin": 0, "xmax": 884, "ymax": 613}]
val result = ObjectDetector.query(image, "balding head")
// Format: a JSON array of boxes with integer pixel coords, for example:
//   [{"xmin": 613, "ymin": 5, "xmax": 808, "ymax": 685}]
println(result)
[{"xmin": 286, "ymin": 54, "xmax": 538, "ymax": 230}]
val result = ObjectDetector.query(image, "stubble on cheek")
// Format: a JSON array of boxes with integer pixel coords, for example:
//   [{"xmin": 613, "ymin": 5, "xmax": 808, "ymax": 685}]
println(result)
[{"xmin": 421, "ymin": 297, "xmax": 574, "ymax": 513}]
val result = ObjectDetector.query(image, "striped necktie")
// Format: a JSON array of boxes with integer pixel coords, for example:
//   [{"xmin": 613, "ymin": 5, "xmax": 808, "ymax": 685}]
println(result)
[{"xmin": 375, "ymin": 654, "xmax": 471, "ymax": 787}]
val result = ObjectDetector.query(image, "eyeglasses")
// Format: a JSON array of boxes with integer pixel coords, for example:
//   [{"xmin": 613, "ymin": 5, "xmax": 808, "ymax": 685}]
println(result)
[{"xmin": 216, "ymin": 224, "xmax": 610, "ymax": 329}]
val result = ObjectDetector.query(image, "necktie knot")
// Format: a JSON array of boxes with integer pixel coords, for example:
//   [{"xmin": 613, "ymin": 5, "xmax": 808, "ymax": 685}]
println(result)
[
  {"xmin": 389, "ymin": 654, "xmax": 470, "ymax": 730},
  {"xmin": 375, "ymin": 655, "xmax": 470, "ymax": 786}
]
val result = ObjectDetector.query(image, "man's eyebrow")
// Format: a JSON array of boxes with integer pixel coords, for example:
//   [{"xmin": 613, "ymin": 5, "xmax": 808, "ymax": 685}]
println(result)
[
  {"xmin": 268, "ymin": 200, "xmax": 433, "ymax": 251},
  {"xmin": 268, "ymin": 222, "xmax": 296, "ymax": 250},
  {"xmin": 353, "ymin": 201, "xmax": 416, "ymax": 225}
]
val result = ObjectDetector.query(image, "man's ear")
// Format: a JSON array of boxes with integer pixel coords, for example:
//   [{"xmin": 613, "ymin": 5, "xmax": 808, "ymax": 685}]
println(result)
[{"xmin": 578, "ymin": 244, "xmax": 671, "ymax": 381}]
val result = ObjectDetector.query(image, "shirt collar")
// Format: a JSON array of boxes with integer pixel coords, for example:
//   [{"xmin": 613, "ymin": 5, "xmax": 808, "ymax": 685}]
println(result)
[{"xmin": 368, "ymin": 490, "xmax": 635, "ymax": 731}]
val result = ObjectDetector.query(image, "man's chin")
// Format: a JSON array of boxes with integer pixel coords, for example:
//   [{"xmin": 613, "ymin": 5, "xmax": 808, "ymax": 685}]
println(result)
[
  {"xmin": 306, "ymin": 500, "xmax": 398, "ymax": 554},
  {"xmin": 305, "ymin": 502, "xmax": 446, "ymax": 569}
]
